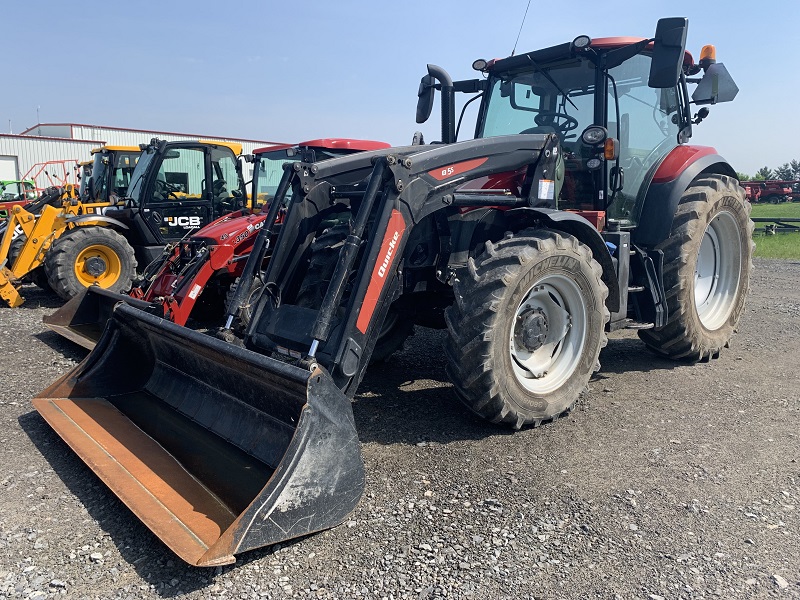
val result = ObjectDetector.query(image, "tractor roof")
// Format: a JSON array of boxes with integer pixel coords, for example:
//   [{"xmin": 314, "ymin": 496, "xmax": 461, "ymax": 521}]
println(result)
[{"xmin": 489, "ymin": 36, "xmax": 695, "ymax": 75}]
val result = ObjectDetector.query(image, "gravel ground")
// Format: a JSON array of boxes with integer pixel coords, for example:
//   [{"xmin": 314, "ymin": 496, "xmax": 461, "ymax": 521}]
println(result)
[{"xmin": 0, "ymin": 257, "xmax": 798, "ymax": 600}]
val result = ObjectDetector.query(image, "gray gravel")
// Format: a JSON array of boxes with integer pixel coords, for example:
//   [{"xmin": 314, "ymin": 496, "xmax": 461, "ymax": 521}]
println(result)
[{"xmin": 1, "ymin": 257, "xmax": 799, "ymax": 599}]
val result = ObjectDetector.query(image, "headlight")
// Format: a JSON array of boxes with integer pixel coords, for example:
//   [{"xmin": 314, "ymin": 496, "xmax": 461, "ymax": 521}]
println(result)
[{"xmin": 581, "ymin": 126, "xmax": 607, "ymax": 146}]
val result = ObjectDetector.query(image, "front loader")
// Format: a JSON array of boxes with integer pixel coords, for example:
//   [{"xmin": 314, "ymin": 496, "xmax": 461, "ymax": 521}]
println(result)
[
  {"xmin": 42, "ymin": 138, "xmax": 390, "ymax": 349},
  {"xmin": 33, "ymin": 18, "xmax": 752, "ymax": 566}
]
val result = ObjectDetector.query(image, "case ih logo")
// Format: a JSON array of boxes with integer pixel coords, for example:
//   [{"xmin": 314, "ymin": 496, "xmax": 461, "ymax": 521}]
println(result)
[
  {"xmin": 356, "ymin": 209, "xmax": 406, "ymax": 333},
  {"xmin": 166, "ymin": 216, "xmax": 202, "ymax": 229}
]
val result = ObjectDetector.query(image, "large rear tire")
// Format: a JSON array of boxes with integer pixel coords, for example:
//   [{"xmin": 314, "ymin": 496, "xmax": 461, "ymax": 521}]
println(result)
[
  {"xmin": 445, "ymin": 229, "xmax": 609, "ymax": 429},
  {"xmin": 44, "ymin": 227, "xmax": 137, "ymax": 301},
  {"xmin": 639, "ymin": 174, "xmax": 753, "ymax": 360}
]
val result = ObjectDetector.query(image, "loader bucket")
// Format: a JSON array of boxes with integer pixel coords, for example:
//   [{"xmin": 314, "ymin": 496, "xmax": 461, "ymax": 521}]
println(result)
[
  {"xmin": 32, "ymin": 303, "xmax": 365, "ymax": 567},
  {"xmin": 42, "ymin": 286, "xmax": 153, "ymax": 350}
]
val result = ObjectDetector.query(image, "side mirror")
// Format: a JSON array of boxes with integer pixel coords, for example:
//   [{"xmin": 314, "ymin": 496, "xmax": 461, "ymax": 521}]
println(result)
[
  {"xmin": 416, "ymin": 74, "xmax": 435, "ymax": 124},
  {"xmin": 648, "ymin": 17, "xmax": 688, "ymax": 88},
  {"xmin": 692, "ymin": 63, "xmax": 739, "ymax": 105}
]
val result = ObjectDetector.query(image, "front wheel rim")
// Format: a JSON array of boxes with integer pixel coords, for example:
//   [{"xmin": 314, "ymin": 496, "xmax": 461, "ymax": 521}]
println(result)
[
  {"xmin": 509, "ymin": 274, "xmax": 587, "ymax": 395},
  {"xmin": 694, "ymin": 210, "xmax": 742, "ymax": 330},
  {"xmin": 74, "ymin": 244, "xmax": 122, "ymax": 288}
]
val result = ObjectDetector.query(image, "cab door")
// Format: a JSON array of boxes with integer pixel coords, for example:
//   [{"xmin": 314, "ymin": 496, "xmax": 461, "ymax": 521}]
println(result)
[{"xmin": 143, "ymin": 146, "xmax": 213, "ymax": 242}]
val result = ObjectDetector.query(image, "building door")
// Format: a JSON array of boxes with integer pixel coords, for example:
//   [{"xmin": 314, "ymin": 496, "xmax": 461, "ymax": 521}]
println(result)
[{"xmin": 0, "ymin": 155, "xmax": 19, "ymax": 181}]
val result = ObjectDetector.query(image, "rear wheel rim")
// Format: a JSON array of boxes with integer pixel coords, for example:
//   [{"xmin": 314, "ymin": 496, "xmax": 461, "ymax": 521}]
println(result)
[
  {"xmin": 74, "ymin": 244, "xmax": 122, "ymax": 288},
  {"xmin": 509, "ymin": 274, "xmax": 587, "ymax": 395},
  {"xmin": 694, "ymin": 210, "xmax": 742, "ymax": 330}
]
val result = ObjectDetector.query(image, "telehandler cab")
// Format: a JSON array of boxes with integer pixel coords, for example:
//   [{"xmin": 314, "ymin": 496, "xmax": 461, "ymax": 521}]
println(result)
[{"xmin": 34, "ymin": 18, "xmax": 752, "ymax": 566}]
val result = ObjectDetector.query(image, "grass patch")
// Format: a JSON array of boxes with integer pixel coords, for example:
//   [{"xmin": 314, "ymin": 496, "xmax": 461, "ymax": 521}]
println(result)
[
  {"xmin": 753, "ymin": 232, "xmax": 800, "ymax": 259},
  {"xmin": 749, "ymin": 202, "xmax": 800, "ymax": 258},
  {"xmin": 750, "ymin": 201, "xmax": 800, "ymax": 222}
]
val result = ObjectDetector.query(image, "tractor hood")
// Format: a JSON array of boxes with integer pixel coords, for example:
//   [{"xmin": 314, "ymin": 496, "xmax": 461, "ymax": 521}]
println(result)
[{"xmin": 194, "ymin": 212, "xmax": 269, "ymax": 246}]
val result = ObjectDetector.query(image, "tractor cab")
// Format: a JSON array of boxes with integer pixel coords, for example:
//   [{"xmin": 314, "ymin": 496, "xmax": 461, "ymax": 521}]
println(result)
[
  {"xmin": 418, "ymin": 18, "xmax": 738, "ymax": 232},
  {"xmin": 249, "ymin": 139, "xmax": 392, "ymax": 209}
]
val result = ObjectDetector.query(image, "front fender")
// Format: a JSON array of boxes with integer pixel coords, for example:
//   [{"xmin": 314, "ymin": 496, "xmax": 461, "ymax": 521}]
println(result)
[
  {"xmin": 65, "ymin": 215, "xmax": 129, "ymax": 229},
  {"xmin": 503, "ymin": 207, "xmax": 620, "ymax": 313},
  {"xmin": 633, "ymin": 146, "xmax": 736, "ymax": 247}
]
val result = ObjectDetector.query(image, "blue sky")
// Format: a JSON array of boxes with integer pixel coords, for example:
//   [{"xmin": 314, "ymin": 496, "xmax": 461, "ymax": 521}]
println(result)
[{"xmin": 4, "ymin": 1, "xmax": 798, "ymax": 175}]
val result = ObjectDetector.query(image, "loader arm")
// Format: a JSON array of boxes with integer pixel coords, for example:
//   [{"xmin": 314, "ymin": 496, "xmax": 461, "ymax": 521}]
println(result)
[{"xmin": 247, "ymin": 134, "xmax": 561, "ymax": 393}]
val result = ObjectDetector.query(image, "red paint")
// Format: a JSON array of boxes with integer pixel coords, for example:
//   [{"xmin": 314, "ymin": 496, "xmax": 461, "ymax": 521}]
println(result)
[
  {"xmin": 252, "ymin": 139, "xmax": 390, "ymax": 155},
  {"xmin": 456, "ymin": 168, "xmax": 526, "ymax": 195},
  {"xmin": 652, "ymin": 146, "xmax": 716, "ymax": 184},
  {"xmin": 428, "ymin": 157, "xmax": 489, "ymax": 181},
  {"xmin": 356, "ymin": 210, "xmax": 406, "ymax": 334},
  {"xmin": 195, "ymin": 212, "xmax": 267, "ymax": 245},
  {"xmin": 298, "ymin": 139, "xmax": 390, "ymax": 152},
  {"xmin": 590, "ymin": 37, "xmax": 695, "ymax": 66}
]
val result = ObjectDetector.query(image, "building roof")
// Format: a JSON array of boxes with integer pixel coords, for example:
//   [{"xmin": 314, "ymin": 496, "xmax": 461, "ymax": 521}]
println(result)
[{"xmin": 19, "ymin": 122, "xmax": 284, "ymax": 146}]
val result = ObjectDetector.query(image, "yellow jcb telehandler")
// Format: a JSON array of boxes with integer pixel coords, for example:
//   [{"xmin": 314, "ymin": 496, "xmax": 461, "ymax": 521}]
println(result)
[{"xmin": 0, "ymin": 146, "xmax": 141, "ymax": 307}]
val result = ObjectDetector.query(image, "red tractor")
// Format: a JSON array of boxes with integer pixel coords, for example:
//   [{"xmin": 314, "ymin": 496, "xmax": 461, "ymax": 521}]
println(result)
[
  {"xmin": 43, "ymin": 138, "xmax": 389, "ymax": 348},
  {"xmin": 34, "ymin": 19, "xmax": 753, "ymax": 567}
]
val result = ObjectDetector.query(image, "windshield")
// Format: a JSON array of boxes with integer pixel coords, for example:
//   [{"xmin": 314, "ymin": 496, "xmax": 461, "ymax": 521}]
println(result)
[
  {"xmin": 124, "ymin": 148, "xmax": 156, "ymax": 206},
  {"xmin": 252, "ymin": 149, "xmax": 301, "ymax": 208},
  {"xmin": 480, "ymin": 58, "xmax": 597, "ymax": 143},
  {"xmin": 1, "ymin": 181, "xmax": 29, "ymax": 202}
]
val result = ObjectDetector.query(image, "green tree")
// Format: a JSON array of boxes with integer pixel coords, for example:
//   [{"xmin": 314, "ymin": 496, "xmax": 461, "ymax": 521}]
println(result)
[
  {"xmin": 791, "ymin": 159, "xmax": 800, "ymax": 180},
  {"xmin": 754, "ymin": 166, "xmax": 774, "ymax": 181},
  {"xmin": 775, "ymin": 163, "xmax": 794, "ymax": 180},
  {"xmin": 735, "ymin": 172, "xmax": 751, "ymax": 181}
]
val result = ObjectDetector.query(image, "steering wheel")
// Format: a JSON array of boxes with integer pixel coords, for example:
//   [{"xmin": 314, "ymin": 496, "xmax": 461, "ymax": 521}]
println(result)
[
  {"xmin": 534, "ymin": 110, "xmax": 579, "ymax": 135},
  {"xmin": 154, "ymin": 178, "xmax": 180, "ymax": 199}
]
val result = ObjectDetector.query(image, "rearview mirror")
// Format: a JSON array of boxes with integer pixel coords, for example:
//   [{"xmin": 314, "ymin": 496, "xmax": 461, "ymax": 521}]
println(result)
[
  {"xmin": 164, "ymin": 150, "xmax": 180, "ymax": 159},
  {"xmin": 648, "ymin": 17, "xmax": 688, "ymax": 88},
  {"xmin": 416, "ymin": 74, "xmax": 435, "ymax": 124}
]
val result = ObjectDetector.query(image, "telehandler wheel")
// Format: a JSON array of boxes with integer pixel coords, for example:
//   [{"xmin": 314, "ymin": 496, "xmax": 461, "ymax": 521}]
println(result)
[
  {"xmin": 44, "ymin": 227, "xmax": 137, "ymax": 301},
  {"xmin": 8, "ymin": 236, "xmax": 50, "ymax": 290},
  {"xmin": 639, "ymin": 174, "xmax": 753, "ymax": 360},
  {"xmin": 296, "ymin": 224, "xmax": 414, "ymax": 363},
  {"xmin": 445, "ymin": 228, "xmax": 608, "ymax": 429}
]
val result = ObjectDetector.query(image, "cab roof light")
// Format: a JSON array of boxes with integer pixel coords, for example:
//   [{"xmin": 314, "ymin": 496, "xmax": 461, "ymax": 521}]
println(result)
[{"xmin": 699, "ymin": 45, "xmax": 716, "ymax": 71}]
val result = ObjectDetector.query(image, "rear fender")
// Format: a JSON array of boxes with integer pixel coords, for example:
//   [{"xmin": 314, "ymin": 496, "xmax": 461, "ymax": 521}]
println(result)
[
  {"xmin": 490, "ymin": 207, "xmax": 620, "ymax": 313},
  {"xmin": 633, "ymin": 147, "xmax": 736, "ymax": 247}
]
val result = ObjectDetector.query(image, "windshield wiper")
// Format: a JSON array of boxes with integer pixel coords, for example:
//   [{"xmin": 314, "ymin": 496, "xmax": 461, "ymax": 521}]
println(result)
[{"xmin": 524, "ymin": 56, "xmax": 578, "ymax": 111}]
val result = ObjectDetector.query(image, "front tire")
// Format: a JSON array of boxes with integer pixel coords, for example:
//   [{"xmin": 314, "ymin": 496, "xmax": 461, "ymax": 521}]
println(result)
[
  {"xmin": 639, "ymin": 174, "xmax": 753, "ymax": 360},
  {"xmin": 445, "ymin": 229, "xmax": 609, "ymax": 429},
  {"xmin": 8, "ymin": 235, "xmax": 50, "ymax": 290},
  {"xmin": 44, "ymin": 227, "xmax": 137, "ymax": 300}
]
